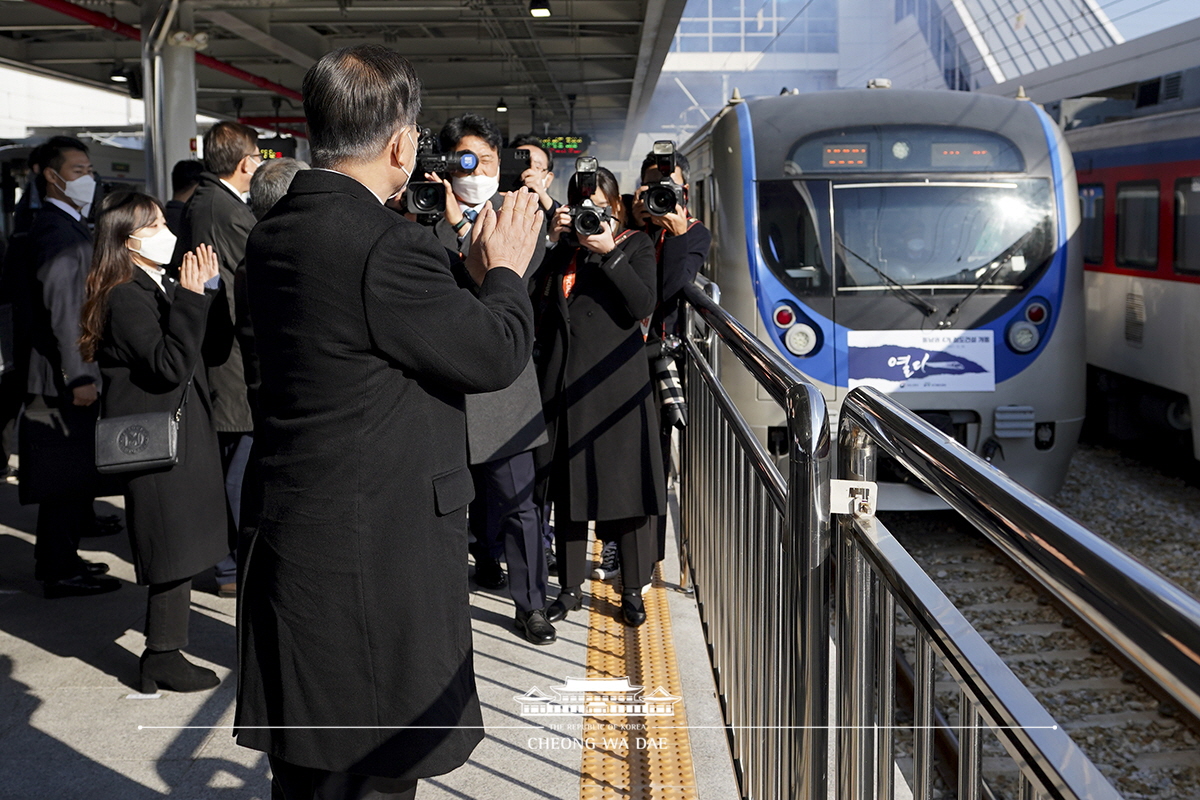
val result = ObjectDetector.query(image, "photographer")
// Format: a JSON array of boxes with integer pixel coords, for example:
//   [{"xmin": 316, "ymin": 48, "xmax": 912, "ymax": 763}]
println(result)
[
  {"xmin": 610, "ymin": 144, "xmax": 712, "ymax": 572},
  {"xmin": 510, "ymin": 134, "xmax": 559, "ymax": 215},
  {"xmin": 535, "ymin": 161, "xmax": 666, "ymax": 629},
  {"xmin": 426, "ymin": 114, "xmax": 555, "ymax": 645}
]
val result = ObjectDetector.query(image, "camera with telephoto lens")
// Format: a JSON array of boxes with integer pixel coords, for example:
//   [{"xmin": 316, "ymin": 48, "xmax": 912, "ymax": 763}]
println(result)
[
  {"xmin": 643, "ymin": 140, "xmax": 685, "ymax": 217},
  {"xmin": 405, "ymin": 127, "xmax": 479, "ymax": 221},
  {"xmin": 565, "ymin": 157, "xmax": 612, "ymax": 241}
]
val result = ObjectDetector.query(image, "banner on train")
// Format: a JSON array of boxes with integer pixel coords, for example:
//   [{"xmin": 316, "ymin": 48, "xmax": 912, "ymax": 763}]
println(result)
[{"xmin": 847, "ymin": 329, "xmax": 995, "ymax": 393}]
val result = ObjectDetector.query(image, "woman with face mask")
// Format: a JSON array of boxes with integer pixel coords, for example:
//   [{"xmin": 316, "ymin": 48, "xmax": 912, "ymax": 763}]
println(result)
[
  {"xmin": 533, "ymin": 165, "xmax": 667, "ymax": 628},
  {"xmin": 79, "ymin": 191, "xmax": 235, "ymax": 693}
]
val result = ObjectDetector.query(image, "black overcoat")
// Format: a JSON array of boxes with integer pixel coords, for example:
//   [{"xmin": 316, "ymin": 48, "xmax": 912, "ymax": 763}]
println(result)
[
  {"xmin": 236, "ymin": 169, "xmax": 534, "ymax": 779},
  {"xmin": 95, "ymin": 270, "xmax": 233, "ymax": 584},
  {"xmin": 176, "ymin": 173, "xmax": 256, "ymax": 433},
  {"xmin": 26, "ymin": 203, "xmax": 100, "ymax": 397},
  {"xmin": 532, "ymin": 232, "xmax": 667, "ymax": 521}
]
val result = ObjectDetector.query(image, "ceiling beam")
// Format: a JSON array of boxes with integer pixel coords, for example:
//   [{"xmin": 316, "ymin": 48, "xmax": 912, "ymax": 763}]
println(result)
[
  {"xmin": 620, "ymin": 0, "xmax": 689, "ymax": 159},
  {"xmin": 198, "ymin": 9, "xmax": 316, "ymax": 69}
]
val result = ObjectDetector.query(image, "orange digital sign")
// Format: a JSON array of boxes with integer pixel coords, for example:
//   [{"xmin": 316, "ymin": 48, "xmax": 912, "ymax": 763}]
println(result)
[{"xmin": 823, "ymin": 144, "xmax": 868, "ymax": 167}]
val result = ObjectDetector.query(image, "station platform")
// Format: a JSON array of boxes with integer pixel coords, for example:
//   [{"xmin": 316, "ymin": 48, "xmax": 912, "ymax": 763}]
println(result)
[{"xmin": 0, "ymin": 475, "xmax": 740, "ymax": 800}]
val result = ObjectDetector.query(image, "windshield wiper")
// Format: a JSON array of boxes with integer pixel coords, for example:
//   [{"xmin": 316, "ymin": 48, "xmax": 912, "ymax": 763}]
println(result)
[
  {"xmin": 938, "ymin": 229, "xmax": 1038, "ymax": 329},
  {"xmin": 839, "ymin": 243, "xmax": 938, "ymax": 319}
]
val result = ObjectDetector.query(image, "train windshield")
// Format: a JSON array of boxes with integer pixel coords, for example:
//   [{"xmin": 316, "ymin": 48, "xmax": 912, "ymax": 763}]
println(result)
[{"xmin": 834, "ymin": 179, "xmax": 1054, "ymax": 293}]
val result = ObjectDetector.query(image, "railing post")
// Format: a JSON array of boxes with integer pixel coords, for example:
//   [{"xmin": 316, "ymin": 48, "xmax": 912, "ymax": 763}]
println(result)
[
  {"xmin": 785, "ymin": 383, "xmax": 830, "ymax": 800},
  {"xmin": 703, "ymin": 281, "xmax": 720, "ymax": 374},
  {"xmin": 837, "ymin": 419, "xmax": 878, "ymax": 800}
]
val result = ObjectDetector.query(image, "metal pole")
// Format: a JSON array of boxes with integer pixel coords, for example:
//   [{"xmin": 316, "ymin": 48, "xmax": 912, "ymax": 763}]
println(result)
[
  {"xmin": 837, "ymin": 420, "xmax": 877, "ymax": 800},
  {"xmin": 141, "ymin": 0, "xmax": 184, "ymax": 202},
  {"xmin": 786, "ymin": 381, "xmax": 830, "ymax": 800},
  {"xmin": 913, "ymin": 636, "xmax": 935, "ymax": 800}
]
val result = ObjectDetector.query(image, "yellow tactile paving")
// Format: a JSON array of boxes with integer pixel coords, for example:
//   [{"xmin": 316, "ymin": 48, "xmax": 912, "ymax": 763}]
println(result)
[{"xmin": 580, "ymin": 540, "xmax": 699, "ymax": 799}]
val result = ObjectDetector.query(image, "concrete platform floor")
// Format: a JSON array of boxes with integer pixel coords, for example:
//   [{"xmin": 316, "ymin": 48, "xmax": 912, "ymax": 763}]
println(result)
[{"xmin": 0, "ymin": 475, "xmax": 738, "ymax": 800}]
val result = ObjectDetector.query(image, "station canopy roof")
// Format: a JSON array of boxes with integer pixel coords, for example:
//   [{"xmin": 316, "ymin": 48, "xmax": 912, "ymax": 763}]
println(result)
[{"xmin": 0, "ymin": 0, "xmax": 687, "ymax": 157}]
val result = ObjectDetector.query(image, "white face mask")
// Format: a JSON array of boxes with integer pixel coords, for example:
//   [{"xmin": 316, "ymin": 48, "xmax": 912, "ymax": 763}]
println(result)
[
  {"xmin": 451, "ymin": 172, "xmax": 499, "ymax": 207},
  {"xmin": 129, "ymin": 228, "xmax": 178, "ymax": 266},
  {"xmin": 51, "ymin": 170, "xmax": 96, "ymax": 210}
]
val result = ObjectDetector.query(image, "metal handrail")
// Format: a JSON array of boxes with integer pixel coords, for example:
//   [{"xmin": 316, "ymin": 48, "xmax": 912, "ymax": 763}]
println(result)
[
  {"xmin": 683, "ymin": 335, "xmax": 786, "ymax": 510},
  {"xmin": 837, "ymin": 385, "xmax": 1200, "ymax": 799},
  {"xmin": 841, "ymin": 386, "xmax": 1200, "ymax": 724},
  {"xmin": 679, "ymin": 280, "xmax": 830, "ymax": 800},
  {"xmin": 683, "ymin": 281, "xmax": 805, "ymax": 406}
]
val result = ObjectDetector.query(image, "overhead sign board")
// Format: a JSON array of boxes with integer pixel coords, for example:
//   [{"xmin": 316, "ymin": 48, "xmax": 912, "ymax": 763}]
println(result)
[{"xmin": 540, "ymin": 134, "xmax": 589, "ymax": 156}]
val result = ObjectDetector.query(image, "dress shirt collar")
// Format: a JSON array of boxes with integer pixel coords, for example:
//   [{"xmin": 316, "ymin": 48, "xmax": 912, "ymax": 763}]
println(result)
[
  {"xmin": 138, "ymin": 263, "xmax": 167, "ymax": 292},
  {"xmin": 314, "ymin": 168, "xmax": 387, "ymax": 204},
  {"xmin": 47, "ymin": 197, "xmax": 84, "ymax": 221}
]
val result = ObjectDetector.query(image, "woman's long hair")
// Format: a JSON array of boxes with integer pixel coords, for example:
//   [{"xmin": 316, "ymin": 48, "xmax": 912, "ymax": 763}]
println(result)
[
  {"xmin": 80, "ymin": 191, "xmax": 163, "ymax": 362},
  {"xmin": 566, "ymin": 166, "xmax": 626, "ymax": 232}
]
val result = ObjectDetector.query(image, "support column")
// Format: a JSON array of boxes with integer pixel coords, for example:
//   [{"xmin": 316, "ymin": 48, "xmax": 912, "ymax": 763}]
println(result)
[{"xmin": 142, "ymin": 0, "xmax": 197, "ymax": 202}]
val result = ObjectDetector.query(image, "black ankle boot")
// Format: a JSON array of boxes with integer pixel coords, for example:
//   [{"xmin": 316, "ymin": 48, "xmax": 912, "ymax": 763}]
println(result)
[
  {"xmin": 139, "ymin": 649, "xmax": 220, "ymax": 693},
  {"xmin": 546, "ymin": 590, "xmax": 582, "ymax": 623},
  {"xmin": 621, "ymin": 591, "xmax": 646, "ymax": 627}
]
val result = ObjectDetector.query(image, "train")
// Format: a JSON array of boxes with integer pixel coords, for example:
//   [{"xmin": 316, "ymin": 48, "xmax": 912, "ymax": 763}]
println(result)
[
  {"xmin": 680, "ymin": 89, "xmax": 1085, "ymax": 508},
  {"xmin": 1065, "ymin": 106, "xmax": 1200, "ymax": 462}
]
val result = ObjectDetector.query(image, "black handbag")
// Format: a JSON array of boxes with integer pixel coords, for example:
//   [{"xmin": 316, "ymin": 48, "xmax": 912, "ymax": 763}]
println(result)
[{"xmin": 95, "ymin": 367, "xmax": 194, "ymax": 474}]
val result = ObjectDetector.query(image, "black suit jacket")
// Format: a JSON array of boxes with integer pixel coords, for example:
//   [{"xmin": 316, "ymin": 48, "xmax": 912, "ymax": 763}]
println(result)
[
  {"xmin": 237, "ymin": 169, "xmax": 534, "ymax": 778},
  {"xmin": 432, "ymin": 191, "xmax": 549, "ymax": 463},
  {"xmin": 26, "ymin": 203, "xmax": 99, "ymax": 398},
  {"xmin": 176, "ymin": 172, "xmax": 257, "ymax": 432}
]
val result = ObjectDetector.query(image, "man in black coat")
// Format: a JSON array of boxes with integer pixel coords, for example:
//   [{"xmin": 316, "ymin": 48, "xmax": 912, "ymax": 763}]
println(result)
[
  {"xmin": 429, "ymin": 114, "xmax": 556, "ymax": 644},
  {"xmin": 176, "ymin": 121, "xmax": 261, "ymax": 597},
  {"xmin": 237, "ymin": 46, "xmax": 543, "ymax": 799},
  {"xmin": 23, "ymin": 136, "xmax": 119, "ymax": 598}
]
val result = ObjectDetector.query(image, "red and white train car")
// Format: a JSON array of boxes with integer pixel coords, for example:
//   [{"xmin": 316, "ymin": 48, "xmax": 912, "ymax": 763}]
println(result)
[{"xmin": 1066, "ymin": 106, "xmax": 1200, "ymax": 459}]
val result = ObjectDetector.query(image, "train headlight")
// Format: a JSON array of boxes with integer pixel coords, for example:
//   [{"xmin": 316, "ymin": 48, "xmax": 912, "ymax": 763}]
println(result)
[
  {"xmin": 1007, "ymin": 321, "xmax": 1040, "ymax": 353},
  {"xmin": 784, "ymin": 323, "xmax": 818, "ymax": 356},
  {"xmin": 773, "ymin": 305, "xmax": 796, "ymax": 328},
  {"xmin": 1025, "ymin": 301, "xmax": 1048, "ymax": 324}
]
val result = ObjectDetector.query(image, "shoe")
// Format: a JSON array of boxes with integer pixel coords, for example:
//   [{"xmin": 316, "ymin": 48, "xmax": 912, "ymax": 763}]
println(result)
[
  {"xmin": 621, "ymin": 592, "xmax": 646, "ymax": 627},
  {"xmin": 474, "ymin": 557, "xmax": 507, "ymax": 590},
  {"xmin": 217, "ymin": 582, "xmax": 237, "ymax": 598},
  {"xmin": 546, "ymin": 590, "xmax": 582, "ymax": 623},
  {"xmin": 43, "ymin": 573, "xmax": 121, "ymax": 599},
  {"xmin": 77, "ymin": 559, "xmax": 110, "ymax": 576},
  {"xmin": 592, "ymin": 541, "xmax": 620, "ymax": 580},
  {"xmin": 515, "ymin": 608, "xmax": 557, "ymax": 645},
  {"xmin": 139, "ymin": 649, "xmax": 220, "ymax": 694}
]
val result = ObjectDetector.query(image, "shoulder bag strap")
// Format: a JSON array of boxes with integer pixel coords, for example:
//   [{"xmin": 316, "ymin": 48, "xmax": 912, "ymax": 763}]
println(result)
[{"xmin": 173, "ymin": 363, "xmax": 198, "ymax": 422}]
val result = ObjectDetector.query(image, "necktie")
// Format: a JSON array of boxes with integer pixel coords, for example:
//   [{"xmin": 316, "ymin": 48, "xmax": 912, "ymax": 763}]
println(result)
[{"xmin": 463, "ymin": 208, "xmax": 478, "ymax": 224}]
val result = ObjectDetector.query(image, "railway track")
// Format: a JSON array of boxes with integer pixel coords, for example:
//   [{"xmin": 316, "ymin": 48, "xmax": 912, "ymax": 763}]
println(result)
[
  {"xmin": 881, "ymin": 442, "xmax": 1200, "ymax": 800},
  {"xmin": 888, "ymin": 519, "xmax": 1200, "ymax": 798}
]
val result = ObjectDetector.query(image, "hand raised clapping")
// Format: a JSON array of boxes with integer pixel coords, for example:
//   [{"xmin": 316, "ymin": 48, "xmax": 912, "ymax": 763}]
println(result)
[
  {"xmin": 464, "ymin": 189, "xmax": 543, "ymax": 285},
  {"xmin": 180, "ymin": 243, "xmax": 219, "ymax": 295}
]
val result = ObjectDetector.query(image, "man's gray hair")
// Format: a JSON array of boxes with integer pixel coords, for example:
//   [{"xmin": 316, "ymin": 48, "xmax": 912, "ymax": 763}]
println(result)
[
  {"xmin": 302, "ymin": 45, "xmax": 422, "ymax": 169},
  {"xmin": 249, "ymin": 157, "xmax": 310, "ymax": 219}
]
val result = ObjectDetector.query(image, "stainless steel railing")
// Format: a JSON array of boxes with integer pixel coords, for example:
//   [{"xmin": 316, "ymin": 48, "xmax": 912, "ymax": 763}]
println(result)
[
  {"xmin": 836, "ymin": 386, "xmax": 1200, "ymax": 800},
  {"xmin": 679, "ymin": 280, "xmax": 830, "ymax": 800},
  {"xmin": 679, "ymin": 281, "xmax": 1200, "ymax": 800}
]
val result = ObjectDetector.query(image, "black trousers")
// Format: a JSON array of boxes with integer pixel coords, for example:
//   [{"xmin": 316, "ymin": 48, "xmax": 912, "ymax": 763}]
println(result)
[
  {"xmin": 270, "ymin": 755, "xmax": 417, "ymax": 800},
  {"xmin": 468, "ymin": 450, "xmax": 548, "ymax": 614},
  {"xmin": 555, "ymin": 515, "xmax": 655, "ymax": 596},
  {"xmin": 145, "ymin": 577, "xmax": 191, "ymax": 651},
  {"xmin": 28, "ymin": 394, "xmax": 91, "ymax": 581}
]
